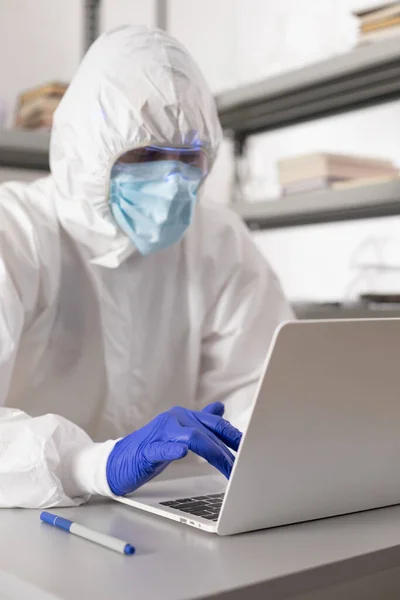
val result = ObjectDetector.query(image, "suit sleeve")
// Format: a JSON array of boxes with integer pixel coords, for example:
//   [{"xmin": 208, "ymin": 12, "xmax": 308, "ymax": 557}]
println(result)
[{"xmin": 0, "ymin": 192, "xmax": 114, "ymax": 507}]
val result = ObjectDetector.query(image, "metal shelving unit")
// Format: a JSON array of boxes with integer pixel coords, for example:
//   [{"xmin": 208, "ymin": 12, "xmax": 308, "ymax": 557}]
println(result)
[
  {"xmin": 0, "ymin": 130, "xmax": 50, "ymax": 171},
  {"xmin": 294, "ymin": 302, "xmax": 400, "ymax": 320},
  {"xmin": 239, "ymin": 180, "xmax": 400, "ymax": 230},
  {"xmin": 84, "ymin": 0, "xmax": 101, "ymax": 51},
  {"xmin": 2, "ymin": 20, "xmax": 400, "ymax": 189},
  {"xmin": 216, "ymin": 36, "xmax": 400, "ymax": 230},
  {"xmin": 217, "ymin": 36, "xmax": 400, "ymax": 141}
]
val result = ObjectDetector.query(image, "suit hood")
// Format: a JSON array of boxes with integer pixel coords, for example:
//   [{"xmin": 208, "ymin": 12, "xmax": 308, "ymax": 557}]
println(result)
[{"xmin": 50, "ymin": 25, "xmax": 222, "ymax": 267}]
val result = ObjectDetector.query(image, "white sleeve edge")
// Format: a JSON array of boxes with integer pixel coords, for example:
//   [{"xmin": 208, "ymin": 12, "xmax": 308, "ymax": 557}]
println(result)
[{"xmin": 65, "ymin": 440, "xmax": 118, "ymax": 498}]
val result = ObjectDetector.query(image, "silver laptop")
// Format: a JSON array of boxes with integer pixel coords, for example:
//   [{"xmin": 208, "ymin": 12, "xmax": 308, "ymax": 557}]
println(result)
[{"xmin": 115, "ymin": 319, "xmax": 400, "ymax": 535}]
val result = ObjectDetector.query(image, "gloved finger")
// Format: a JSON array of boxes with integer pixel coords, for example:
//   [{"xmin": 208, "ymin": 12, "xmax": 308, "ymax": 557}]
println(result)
[
  {"xmin": 178, "ymin": 427, "xmax": 235, "ymax": 479},
  {"xmin": 146, "ymin": 441, "xmax": 188, "ymax": 463},
  {"xmin": 201, "ymin": 402, "xmax": 225, "ymax": 417},
  {"xmin": 195, "ymin": 412, "xmax": 242, "ymax": 452},
  {"xmin": 169, "ymin": 406, "xmax": 240, "ymax": 458}
]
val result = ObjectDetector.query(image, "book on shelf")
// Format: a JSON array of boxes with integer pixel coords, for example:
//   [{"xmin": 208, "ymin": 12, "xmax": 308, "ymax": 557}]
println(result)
[
  {"xmin": 357, "ymin": 24, "xmax": 400, "ymax": 44},
  {"xmin": 281, "ymin": 173, "xmax": 400, "ymax": 196},
  {"xmin": 16, "ymin": 96, "xmax": 61, "ymax": 129},
  {"xmin": 17, "ymin": 82, "xmax": 68, "ymax": 107},
  {"xmin": 15, "ymin": 81, "xmax": 68, "ymax": 129},
  {"xmin": 278, "ymin": 153, "xmax": 398, "ymax": 186},
  {"xmin": 282, "ymin": 176, "xmax": 344, "ymax": 196},
  {"xmin": 354, "ymin": 1, "xmax": 400, "ymax": 43},
  {"xmin": 354, "ymin": 2, "xmax": 400, "ymax": 25},
  {"xmin": 362, "ymin": 14, "xmax": 400, "ymax": 32},
  {"xmin": 331, "ymin": 174, "xmax": 400, "ymax": 190}
]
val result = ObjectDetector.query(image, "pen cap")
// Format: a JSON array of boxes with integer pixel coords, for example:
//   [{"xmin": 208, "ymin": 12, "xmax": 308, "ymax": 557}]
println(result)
[{"xmin": 40, "ymin": 511, "xmax": 72, "ymax": 531}]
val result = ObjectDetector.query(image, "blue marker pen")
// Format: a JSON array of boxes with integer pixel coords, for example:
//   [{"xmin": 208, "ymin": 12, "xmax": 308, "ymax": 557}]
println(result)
[{"xmin": 40, "ymin": 511, "xmax": 135, "ymax": 555}]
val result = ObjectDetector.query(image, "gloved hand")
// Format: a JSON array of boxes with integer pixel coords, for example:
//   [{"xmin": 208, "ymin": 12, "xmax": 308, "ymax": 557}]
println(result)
[{"xmin": 106, "ymin": 402, "xmax": 242, "ymax": 496}]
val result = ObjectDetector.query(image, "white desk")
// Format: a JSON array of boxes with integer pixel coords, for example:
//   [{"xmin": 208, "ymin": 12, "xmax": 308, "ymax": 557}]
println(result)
[{"xmin": 1, "ymin": 493, "xmax": 400, "ymax": 599}]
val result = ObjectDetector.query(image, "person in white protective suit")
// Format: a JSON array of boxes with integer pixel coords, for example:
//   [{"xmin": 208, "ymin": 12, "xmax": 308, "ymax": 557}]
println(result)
[{"xmin": 0, "ymin": 26, "xmax": 293, "ymax": 508}]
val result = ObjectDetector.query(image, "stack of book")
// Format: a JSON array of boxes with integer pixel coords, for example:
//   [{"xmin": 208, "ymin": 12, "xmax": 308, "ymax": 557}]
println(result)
[
  {"xmin": 278, "ymin": 153, "xmax": 399, "ymax": 196},
  {"xmin": 15, "ymin": 82, "xmax": 68, "ymax": 130},
  {"xmin": 354, "ymin": 2, "xmax": 400, "ymax": 45}
]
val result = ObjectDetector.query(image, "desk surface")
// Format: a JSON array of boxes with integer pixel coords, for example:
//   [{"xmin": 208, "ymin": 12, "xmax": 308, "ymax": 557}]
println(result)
[{"xmin": 2, "ymin": 471, "xmax": 400, "ymax": 600}]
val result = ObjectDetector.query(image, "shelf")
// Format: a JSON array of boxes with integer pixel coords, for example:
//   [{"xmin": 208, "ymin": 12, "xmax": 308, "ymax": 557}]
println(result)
[
  {"xmin": 217, "ymin": 37, "xmax": 400, "ymax": 139},
  {"xmin": 294, "ymin": 302, "xmax": 400, "ymax": 320},
  {"xmin": 236, "ymin": 180, "xmax": 400, "ymax": 230},
  {"xmin": 0, "ymin": 130, "xmax": 50, "ymax": 171}
]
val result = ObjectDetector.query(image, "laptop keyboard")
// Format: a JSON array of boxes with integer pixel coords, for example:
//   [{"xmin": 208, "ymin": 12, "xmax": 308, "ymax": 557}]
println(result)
[{"xmin": 160, "ymin": 493, "xmax": 225, "ymax": 521}]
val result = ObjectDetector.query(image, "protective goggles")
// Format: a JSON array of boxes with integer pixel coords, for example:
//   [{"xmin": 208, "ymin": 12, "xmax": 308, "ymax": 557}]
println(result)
[{"xmin": 116, "ymin": 144, "xmax": 209, "ymax": 176}]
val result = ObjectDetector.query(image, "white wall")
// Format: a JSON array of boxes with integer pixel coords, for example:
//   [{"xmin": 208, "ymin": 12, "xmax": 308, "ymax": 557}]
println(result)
[
  {"xmin": 0, "ymin": 0, "xmax": 82, "ymax": 128},
  {"xmin": 168, "ymin": 0, "xmax": 237, "ymax": 94},
  {"xmin": 168, "ymin": 0, "xmax": 359, "ymax": 92},
  {"xmin": 100, "ymin": 0, "xmax": 155, "ymax": 33}
]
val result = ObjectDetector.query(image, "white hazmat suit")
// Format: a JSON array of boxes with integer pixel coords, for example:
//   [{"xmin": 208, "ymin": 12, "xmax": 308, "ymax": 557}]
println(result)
[{"xmin": 0, "ymin": 26, "xmax": 293, "ymax": 508}]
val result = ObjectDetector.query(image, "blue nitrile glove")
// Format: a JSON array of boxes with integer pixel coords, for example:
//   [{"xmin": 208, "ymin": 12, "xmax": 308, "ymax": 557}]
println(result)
[{"xmin": 106, "ymin": 402, "xmax": 242, "ymax": 496}]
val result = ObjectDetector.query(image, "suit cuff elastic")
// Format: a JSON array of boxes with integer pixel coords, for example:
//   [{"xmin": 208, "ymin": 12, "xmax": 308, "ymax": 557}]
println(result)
[{"xmin": 64, "ymin": 440, "xmax": 118, "ymax": 498}]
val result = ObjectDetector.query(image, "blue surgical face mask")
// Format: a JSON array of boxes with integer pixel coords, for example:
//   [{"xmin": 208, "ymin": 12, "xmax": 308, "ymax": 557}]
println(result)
[{"xmin": 109, "ymin": 160, "xmax": 203, "ymax": 256}]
